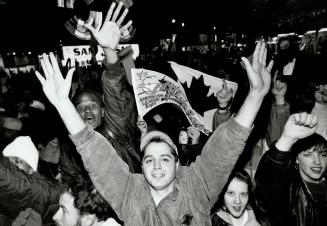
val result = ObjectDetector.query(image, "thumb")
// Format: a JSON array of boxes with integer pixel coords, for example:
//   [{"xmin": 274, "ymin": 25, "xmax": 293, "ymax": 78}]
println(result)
[
  {"xmin": 84, "ymin": 20, "xmax": 97, "ymax": 35},
  {"xmin": 65, "ymin": 68, "xmax": 75, "ymax": 86}
]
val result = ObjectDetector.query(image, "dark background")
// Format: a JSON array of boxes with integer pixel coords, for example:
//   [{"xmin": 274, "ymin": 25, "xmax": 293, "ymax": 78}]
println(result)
[{"xmin": 0, "ymin": 0, "xmax": 326, "ymax": 51}]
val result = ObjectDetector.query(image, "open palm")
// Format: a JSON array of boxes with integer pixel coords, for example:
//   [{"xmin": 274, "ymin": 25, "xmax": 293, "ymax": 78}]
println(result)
[
  {"xmin": 84, "ymin": 2, "xmax": 133, "ymax": 51},
  {"xmin": 35, "ymin": 53, "xmax": 74, "ymax": 107},
  {"xmin": 241, "ymin": 42, "xmax": 274, "ymax": 97}
]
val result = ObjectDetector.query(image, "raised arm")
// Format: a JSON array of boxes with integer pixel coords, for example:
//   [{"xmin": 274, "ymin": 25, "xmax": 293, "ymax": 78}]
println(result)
[
  {"xmin": 85, "ymin": 2, "xmax": 140, "ymax": 173},
  {"xmin": 189, "ymin": 41, "xmax": 274, "ymax": 207},
  {"xmin": 275, "ymin": 112, "xmax": 318, "ymax": 152},
  {"xmin": 212, "ymin": 79, "xmax": 233, "ymax": 130},
  {"xmin": 266, "ymin": 71, "xmax": 290, "ymax": 146},
  {"xmin": 236, "ymin": 42, "xmax": 274, "ymax": 127},
  {"xmin": 84, "ymin": 1, "xmax": 132, "ymax": 65},
  {"xmin": 35, "ymin": 3, "xmax": 137, "ymax": 218},
  {"xmin": 35, "ymin": 53, "xmax": 82, "ymax": 135},
  {"xmin": 36, "ymin": 52, "xmax": 132, "ymax": 219},
  {"xmin": 84, "ymin": 1, "xmax": 136, "ymax": 139},
  {"xmin": 0, "ymin": 154, "xmax": 62, "ymax": 223},
  {"xmin": 255, "ymin": 112, "xmax": 318, "ymax": 224},
  {"xmin": 311, "ymin": 84, "xmax": 327, "ymax": 140}
]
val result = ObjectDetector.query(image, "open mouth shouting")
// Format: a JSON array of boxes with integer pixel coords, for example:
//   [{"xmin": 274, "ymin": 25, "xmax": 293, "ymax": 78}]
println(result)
[
  {"xmin": 232, "ymin": 206, "xmax": 242, "ymax": 212},
  {"xmin": 84, "ymin": 114, "xmax": 96, "ymax": 127}
]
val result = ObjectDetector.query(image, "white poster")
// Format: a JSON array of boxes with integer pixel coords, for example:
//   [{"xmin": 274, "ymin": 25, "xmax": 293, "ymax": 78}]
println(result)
[
  {"xmin": 61, "ymin": 44, "xmax": 139, "ymax": 67},
  {"xmin": 131, "ymin": 68, "xmax": 211, "ymax": 135},
  {"xmin": 170, "ymin": 61, "xmax": 238, "ymax": 131}
]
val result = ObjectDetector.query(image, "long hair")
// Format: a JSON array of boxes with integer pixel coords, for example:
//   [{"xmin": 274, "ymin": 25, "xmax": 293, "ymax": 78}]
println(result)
[
  {"xmin": 215, "ymin": 169, "xmax": 254, "ymax": 212},
  {"xmin": 211, "ymin": 169, "xmax": 269, "ymax": 224}
]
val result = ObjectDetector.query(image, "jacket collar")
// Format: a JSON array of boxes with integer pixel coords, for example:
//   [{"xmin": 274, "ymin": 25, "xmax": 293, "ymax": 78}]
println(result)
[{"xmin": 216, "ymin": 209, "xmax": 260, "ymax": 226}]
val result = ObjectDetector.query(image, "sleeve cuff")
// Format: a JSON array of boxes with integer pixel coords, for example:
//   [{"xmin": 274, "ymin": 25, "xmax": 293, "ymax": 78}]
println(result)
[
  {"xmin": 268, "ymin": 143, "xmax": 292, "ymax": 163},
  {"xmin": 229, "ymin": 114, "xmax": 253, "ymax": 136},
  {"xmin": 69, "ymin": 125, "xmax": 95, "ymax": 148},
  {"xmin": 102, "ymin": 60, "xmax": 124, "ymax": 76},
  {"xmin": 313, "ymin": 102, "xmax": 327, "ymax": 111}
]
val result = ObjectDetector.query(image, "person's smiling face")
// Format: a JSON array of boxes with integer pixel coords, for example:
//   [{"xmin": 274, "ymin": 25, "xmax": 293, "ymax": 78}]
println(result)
[
  {"xmin": 297, "ymin": 146, "xmax": 327, "ymax": 183},
  {"xmin": 142, "ymin": 142, "xmax": 178, "ymax": 193}
]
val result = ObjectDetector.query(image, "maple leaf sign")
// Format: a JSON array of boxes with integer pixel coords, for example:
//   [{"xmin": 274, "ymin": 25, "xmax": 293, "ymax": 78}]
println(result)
[
  {"xmin": 131, "ymin": 68, "xmax": 211, "ymax": 135},
  {"xmin": 169, "ymin": 61, "xmax": 238, "ymax": 132}
]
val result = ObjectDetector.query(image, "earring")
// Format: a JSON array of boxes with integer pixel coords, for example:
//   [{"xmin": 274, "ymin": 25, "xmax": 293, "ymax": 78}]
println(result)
[{"xmin": 294, "ymin": 163, "xmax": 299, "ymax": 170}]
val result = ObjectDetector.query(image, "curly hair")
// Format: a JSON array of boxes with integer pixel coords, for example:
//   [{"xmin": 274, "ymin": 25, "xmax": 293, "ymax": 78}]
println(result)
[
  {"xmin": 68, "ymin": 180, "xmax": 118, "ymax": 222},
  {"xmin": 72, "ymin": 89, "xmax": 103, "ymax": 107}
]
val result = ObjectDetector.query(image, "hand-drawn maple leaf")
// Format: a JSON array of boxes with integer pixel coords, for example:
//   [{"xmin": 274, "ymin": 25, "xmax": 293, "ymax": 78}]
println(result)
[
  {"xmin": 181, "ymin": 75, "xmax": 217, "ymax": 116},
  {"xmin": 156, "ymin": 62, "xmax": 218, "ymax": 116}
]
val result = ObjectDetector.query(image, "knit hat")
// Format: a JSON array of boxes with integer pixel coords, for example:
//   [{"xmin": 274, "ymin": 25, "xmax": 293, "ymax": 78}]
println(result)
[
  {"xmin": 2, "ymin": 117, "xmax": 22, "ymax": 131},
  {"xmin": 3, "ymin": 136, "xmax": 39, "ymax": 172},
  {"xmin": 140, "ymin": 130, "xmax": 178, "ymax": 155}
]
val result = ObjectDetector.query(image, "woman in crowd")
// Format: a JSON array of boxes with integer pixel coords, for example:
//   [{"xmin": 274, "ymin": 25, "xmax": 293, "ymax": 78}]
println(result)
[
  {"xmin": 211, "ymin": 169, "xmax": 263, "ymax": 226},
  {"xmin": 255, "ymin": 112, "xmax": 326, "ymax": 226}
]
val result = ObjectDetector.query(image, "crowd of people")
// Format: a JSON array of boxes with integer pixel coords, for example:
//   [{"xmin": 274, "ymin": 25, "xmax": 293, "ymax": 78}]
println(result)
[{"xmin": 0, "ymin": 1, "xmax": 327, "ymax": 226}]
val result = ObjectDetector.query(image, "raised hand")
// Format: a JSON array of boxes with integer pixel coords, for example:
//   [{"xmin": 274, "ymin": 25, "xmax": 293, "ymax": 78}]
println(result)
[
  {"xmin": 187, "ymin": 126, "xmax": 200, "ymax": 145},
  {"xmin": 276, "ymin": 112, "xmax": 318, "ymax": 152},
  {"xmin": 136, "ymin": 115, "xmax": 148, "ymax": 139},
  {"xmin": 84, "ymin": 1, "xmax": 133, "ymax": 51},
  {"xmin": 35, "ymin": 53, "xmax": 75, "ymax": 107},
  {"xmin": 216, "ymin": 79, "xmax": 233, "ymax": 108},
  {"xmin": 282, "ymin": 113, "xmax": 318, "ymax": 141},
  {"xmin": 241, "ymin": 41, "xmax": 274, "ymax": 98},
  {"xmin": 271, "ymin": 70, "xmax": 287, "ymax": 97},
  {"xmin": 234, "ymin": 42, "xmax": 274, "ymax": 128},
  {"xmin": 314, "ymin": 84, "xmax": 327, "ymax": 104}
]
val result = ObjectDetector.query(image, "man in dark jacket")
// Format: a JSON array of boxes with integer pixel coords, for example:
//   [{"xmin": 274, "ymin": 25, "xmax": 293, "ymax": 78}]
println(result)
[
  {"xmin": 0, "ymin": 151, "xmax": 63, "ymax": 224},
  {"xmin": 59, "ymin": 89, "xmax": 104, "ymax": 185},
  {"xmin": 255, "ymin": 112, "xmax": 327, "ymax": 226},
  {"xmin": 59, "ymin": 2, "xmax": 141, "ymax": 183},
  {"xmin": 60, "ymin": 58, "xmax": 141, "ymax": 184}
]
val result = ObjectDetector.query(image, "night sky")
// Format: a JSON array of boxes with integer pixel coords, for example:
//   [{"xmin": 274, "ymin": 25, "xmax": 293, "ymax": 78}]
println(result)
[{"xmin": 0, "ymin": 0, "xmax": 326, "ymax": 51}]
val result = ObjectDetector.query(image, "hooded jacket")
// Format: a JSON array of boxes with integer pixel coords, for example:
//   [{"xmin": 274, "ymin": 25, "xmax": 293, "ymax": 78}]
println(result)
[{"xmin": 0, "ymin": 154, "xmax": 63, "ymax": 223}]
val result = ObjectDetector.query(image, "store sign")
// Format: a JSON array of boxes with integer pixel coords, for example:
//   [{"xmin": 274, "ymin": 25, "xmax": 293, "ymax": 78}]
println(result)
[{"xmin": 62, "ymin": 44, "xmax": 139, "ymax": 67}]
